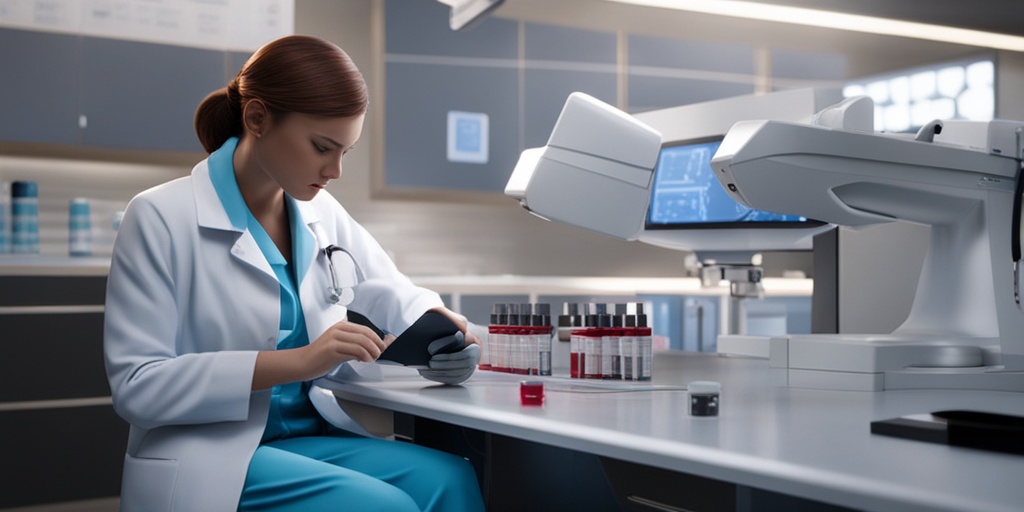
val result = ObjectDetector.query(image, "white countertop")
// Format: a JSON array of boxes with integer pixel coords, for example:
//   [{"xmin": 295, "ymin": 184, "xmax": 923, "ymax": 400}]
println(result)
[
  {"xmin": 330, "ymin": 351, "xmax": 1024, "ymax": 512},
  {"xmin": 0, "ymin": 254, "xmax": 111, "ymax": 276}
]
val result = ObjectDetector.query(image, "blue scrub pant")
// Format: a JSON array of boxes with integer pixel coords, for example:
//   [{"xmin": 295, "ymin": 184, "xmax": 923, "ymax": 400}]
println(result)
[{"xmin": 239, "ymin": 434, "xmax": 485, "ymax": 511}]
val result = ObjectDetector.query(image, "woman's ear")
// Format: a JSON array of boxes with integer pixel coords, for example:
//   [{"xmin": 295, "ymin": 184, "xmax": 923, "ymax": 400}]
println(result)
[{"xmin": 242, "ymin": 99, "xmax": 270, "ymax": 138}]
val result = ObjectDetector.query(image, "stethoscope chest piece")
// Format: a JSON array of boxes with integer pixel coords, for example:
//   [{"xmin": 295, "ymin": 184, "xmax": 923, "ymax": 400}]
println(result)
[
  {"xmin": 328, "ymin": 285, "xmax": 355, "ymax": 306},
  {"xmin": 324, "ymin": 244, "xmax": 362, "ymax": 306}
]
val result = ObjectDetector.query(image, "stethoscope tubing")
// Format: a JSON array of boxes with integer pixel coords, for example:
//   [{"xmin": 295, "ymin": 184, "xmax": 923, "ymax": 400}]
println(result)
[{"xmin": 324, "ymin": 244, "xmax": 365, "ymax": 305}]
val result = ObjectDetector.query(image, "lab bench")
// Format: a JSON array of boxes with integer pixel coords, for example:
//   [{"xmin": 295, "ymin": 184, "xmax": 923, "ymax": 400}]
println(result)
[
  {"xmin": 0, "ymin": 262, "xmax": 813, "ymax": 509},
  {"xmin": 329, "ymin": 352, "xmax": 1024, "ymax": 512}
]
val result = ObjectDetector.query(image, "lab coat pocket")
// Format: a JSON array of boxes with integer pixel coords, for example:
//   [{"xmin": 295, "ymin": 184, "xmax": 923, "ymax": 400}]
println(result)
[{"xmin": 120, "ymin": 454, "xmax": 179, "ymax": 512}]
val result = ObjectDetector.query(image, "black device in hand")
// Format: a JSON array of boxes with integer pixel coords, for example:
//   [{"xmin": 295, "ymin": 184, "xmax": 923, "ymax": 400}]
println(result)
[{"xmin": 347, "ymin": 310, "xmax": 466, "ymax": 368}]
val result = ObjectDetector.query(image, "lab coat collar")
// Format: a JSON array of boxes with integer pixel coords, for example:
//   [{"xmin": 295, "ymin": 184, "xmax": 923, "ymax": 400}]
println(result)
[
  {"xmin": 193, "ymin": 147, "xmax": 237, "ymax": 233},
  {"xmin": 195, "ymin": 137, "xmax": 323, "ymax": 230},
  {"xmin": 193, "ymin": 137, "xmax": 323, "ymax": 283}
]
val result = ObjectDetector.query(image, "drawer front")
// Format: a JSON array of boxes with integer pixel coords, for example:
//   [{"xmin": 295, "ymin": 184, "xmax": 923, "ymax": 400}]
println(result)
[
  {"xmin": 601, "ymin": 456, "xmax": 736, "ymax": 512},
  {"xmin": 0, "ymin": 313, "xmax": 109, "ymax": 401},
  {"xmin": 0, "ymin": 405, "xmax": 129, "ymax": 508}
]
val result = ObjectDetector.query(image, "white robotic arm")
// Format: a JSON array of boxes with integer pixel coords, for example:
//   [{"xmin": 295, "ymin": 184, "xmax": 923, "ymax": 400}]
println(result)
[
  {"xmin": 505, "ymin": 92, "xmax": 662, "ymax": 240},
  {"xmin": 712, "ymin": 107, "xmax": 1024, "ymax": 391}
]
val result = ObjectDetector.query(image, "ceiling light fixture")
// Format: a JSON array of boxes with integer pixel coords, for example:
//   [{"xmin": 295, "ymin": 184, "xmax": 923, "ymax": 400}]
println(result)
[{"xmin": 606, "ymin": 0, "xmax": 1024, "ymax": 52}]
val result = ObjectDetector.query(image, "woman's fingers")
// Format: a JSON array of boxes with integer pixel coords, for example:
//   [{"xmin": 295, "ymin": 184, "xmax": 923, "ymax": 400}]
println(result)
[{"xmin": 328, "ymin": 321, "xmax": 387, "ymax": 360}]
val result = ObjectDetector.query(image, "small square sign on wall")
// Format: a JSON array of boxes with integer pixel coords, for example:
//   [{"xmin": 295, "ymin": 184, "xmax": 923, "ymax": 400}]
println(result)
[{"xmin": 447, "ymin": 111, "xmax": 489, "ymax": 164}]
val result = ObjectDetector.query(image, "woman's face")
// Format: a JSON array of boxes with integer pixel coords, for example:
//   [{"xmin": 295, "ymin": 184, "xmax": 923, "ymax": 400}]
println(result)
[{"xmin": 255, "ymin": 111, "xmax": 365, "ymax": 201}]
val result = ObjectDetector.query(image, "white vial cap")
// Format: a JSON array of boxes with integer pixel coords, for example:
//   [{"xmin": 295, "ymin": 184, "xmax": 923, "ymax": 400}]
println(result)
[{"xmin": 688, "ymin": 381, "xmax": 721, "ymax": 394}]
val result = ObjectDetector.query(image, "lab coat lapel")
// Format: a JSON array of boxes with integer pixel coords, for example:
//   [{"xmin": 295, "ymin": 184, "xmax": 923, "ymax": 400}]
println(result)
[
  {"xmin": 193, "ymin": 163, "xmax": 276, "ymax": 280},
  {"xmin": 229, "ymin": 232, "xmax": 275, "ymax": 279},
  {"xmin": 291, "ymin": 198, "xmax": 320, "ymax": 287}
]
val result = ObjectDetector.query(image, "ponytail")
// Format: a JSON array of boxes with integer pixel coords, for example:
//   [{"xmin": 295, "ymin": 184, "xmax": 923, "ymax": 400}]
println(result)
[{"xmin": 194, "ymin": 84, "xmax": 243, "ymax": 154}]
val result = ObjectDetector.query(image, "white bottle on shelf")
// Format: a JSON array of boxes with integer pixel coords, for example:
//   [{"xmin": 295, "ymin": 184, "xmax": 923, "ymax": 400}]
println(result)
[{"xmin": 69, "ymin": 198, "xmax": 92, "ymax": 257}]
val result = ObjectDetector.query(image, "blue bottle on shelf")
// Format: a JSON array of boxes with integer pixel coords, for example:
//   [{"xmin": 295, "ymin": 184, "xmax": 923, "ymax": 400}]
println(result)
[
  {"xmin": 69, "ymin": 198, "xmax": 92, "ymax": 257},
  {"xmin": 0, "ymin": 181, "xmax": 10, "ymax": 253},
  {"xmin": 11, "ymin": 181, "xmax": 39, "ymax": 254}
]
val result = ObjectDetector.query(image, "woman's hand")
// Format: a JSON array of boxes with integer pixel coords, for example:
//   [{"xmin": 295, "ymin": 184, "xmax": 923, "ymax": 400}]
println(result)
[
  {"xmin": 430, "ymin": 306, "xmax": 481, "ymax": 346},
  {"xmin": 419, "ymin": 307, "xmax": 482, "ymax": 385},
  {"xmin": 251, "ymin": 320, "xmax": 387, "ymax": 390},
  {"xmin": 302, "ymin": 320, "xmax": 390, "ymax": 374}
]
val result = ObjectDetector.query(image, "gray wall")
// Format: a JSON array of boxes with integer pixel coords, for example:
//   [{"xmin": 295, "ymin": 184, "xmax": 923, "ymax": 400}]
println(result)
[
  {"xmin": 3, "ymin": 0, "xmax": 1021, "ymax": 281},
  {"xmin": 296, "ymin": 0, "xmax": 715, "ymax": 277},
  {"xmin": 294, "ymin": 0, "xmax": 1024, "ymax": 280}
]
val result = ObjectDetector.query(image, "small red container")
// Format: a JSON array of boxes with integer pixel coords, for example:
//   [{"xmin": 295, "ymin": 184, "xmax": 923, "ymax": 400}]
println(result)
[{"xmin": 520, "ymin": 380, "xmax": 544, "ymax": 406}]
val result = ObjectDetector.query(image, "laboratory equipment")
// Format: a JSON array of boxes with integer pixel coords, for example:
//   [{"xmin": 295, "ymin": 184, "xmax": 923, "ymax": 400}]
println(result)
[
  {"xmin": 533, "ymin": 303, "xmax": 553, "ymax": 376},
  {"xmin": 554, "ymin": 303, "xmax": 581, "ymax": 375},
  {"xmin": 636, "ymin": 90, "xmax": 838, "ymax": 324},
  {"xmin": 712, "ymin": 99, "xmax": 1024, "ymax": 391},
  {"xmin": 506, "ymin": 92, "xmax": 662, "ymax": 241},
  {"xmin": 366, "ymin": 310, "xmax": 466, "ymax": 367},
  {"xmin": 506, "ymin": 90, "xmax": 837, "ymax": 336},
  {"xmin": 584, "ymin": 304, "xmax": 605, "ymax": 379},
  {"xmin": 520, "ymin": 380, "xmax": 544, "ymax": 406},
  {"xmin": 484, "ymin": 303, "xmax": 553, "ymax": 375},
  {"xmin": 619, "ymin": 303, "xmax": 652, "ymax": 381},
  {"xmin": 633, "ymin": 88, "xmax": 839, "ymax": 259},
  {"xmin": 688, "ymin": 381, "xmax": 721, "ymax": 417},
  {"xmin": 871, "ymin": 410, "xmax": 1024, "ymax": 454},
  {"xmin": 435, "ymin": 0, "xmax": 505, "ymax": 30}
]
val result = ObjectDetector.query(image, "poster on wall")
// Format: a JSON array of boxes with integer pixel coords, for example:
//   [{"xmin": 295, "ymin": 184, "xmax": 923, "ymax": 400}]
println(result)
[{"xmin": 0, "ymin": 0, "xmax": 293, "ymax": 51}]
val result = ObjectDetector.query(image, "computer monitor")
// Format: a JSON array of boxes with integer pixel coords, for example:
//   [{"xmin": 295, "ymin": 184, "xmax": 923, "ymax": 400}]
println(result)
[
  {"xmin": 646, "ymin": 137, "xmax": 815, "ymax": 227},
  {"xmin": 634, "ymin": 89, "xmax": 839, "ymax": 258}
]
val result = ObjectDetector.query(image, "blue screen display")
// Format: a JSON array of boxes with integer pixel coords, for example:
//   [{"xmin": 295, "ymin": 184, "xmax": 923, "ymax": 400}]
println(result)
[{"xmin": 646, "ymin": 139, "xmax": 810, "ymax": 227}]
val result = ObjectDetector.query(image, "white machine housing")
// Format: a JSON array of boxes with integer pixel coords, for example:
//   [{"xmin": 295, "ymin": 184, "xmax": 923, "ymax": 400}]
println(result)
[
  {"xmin": 507, "ymin": 89, "xmax": 840, "ymax": 254},
  {"xmin": 713, "ymin": 106, "xmax": 1024, "ymax": 391},
  {"xmin": 505, "ymin": 92, "xmax": 662, "ymax": 240},
  {"xmin": 435, "ymin": 0, "xmax": 505, "ymax": 30}
]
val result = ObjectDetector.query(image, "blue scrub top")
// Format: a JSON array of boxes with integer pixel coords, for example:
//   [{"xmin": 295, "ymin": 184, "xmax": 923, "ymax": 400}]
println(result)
[{"xmin": 209, "ymin": 137, "xmax": 325, "ymax": 443}]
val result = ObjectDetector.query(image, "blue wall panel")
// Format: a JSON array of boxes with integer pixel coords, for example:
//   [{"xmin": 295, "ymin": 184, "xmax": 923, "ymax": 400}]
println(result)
[
  {"xmin": 629, "ymin": 35, "xmax": 754, "ymax": 74},
  {"xmin": 524, "ymin": 23, "xmax": 616, "ymax": 63},
  {"xmin": 0, "ymin": 29, "xmax": 80, "ymax": 145},
  {"xmin": 386, "ymin": 0, "xmax": 518, "ymax": 59},
  {"xmin": 80, "ymin": 38, "xmax": 223, "ymax": 152},
  {"xmin": 385, "ymin": 62, "xmax": 519, "ymax": 192},
  {"xmin": 381, "ymin": 4, "xmax": 841, "ymax": 194}
]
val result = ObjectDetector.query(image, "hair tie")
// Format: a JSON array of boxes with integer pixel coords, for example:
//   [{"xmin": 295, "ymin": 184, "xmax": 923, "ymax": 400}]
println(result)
[{"xmin": 226, "ymin": 79, "xmax": 242, "ymax": 113}]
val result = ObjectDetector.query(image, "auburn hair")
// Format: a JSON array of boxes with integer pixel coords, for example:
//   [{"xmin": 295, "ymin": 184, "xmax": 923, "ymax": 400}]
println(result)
[{"xmin": 194, "ymin": 35, "xmax": 368, "ymax": 153}]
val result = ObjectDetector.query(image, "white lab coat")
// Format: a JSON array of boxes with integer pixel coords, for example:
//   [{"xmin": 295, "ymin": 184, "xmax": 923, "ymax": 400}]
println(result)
[{"xmin": 103, "ymin": 157, "xmax": 443, "ymax": 512}]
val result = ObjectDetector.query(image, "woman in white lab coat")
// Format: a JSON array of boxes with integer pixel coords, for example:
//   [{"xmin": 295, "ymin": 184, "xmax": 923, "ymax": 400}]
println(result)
[{"xmin": 104, "ymin": 35, "xmax": 485, "ymax": 511}]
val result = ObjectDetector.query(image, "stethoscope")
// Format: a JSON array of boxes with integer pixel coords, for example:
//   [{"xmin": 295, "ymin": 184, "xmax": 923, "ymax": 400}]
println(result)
[
  {"xmin": 323, "ymin": 244, "xmax": 393, "ymax": 338},
  {"xmin": 324, "ymin": 244, "xmax": 365, "ymax": 306}
]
